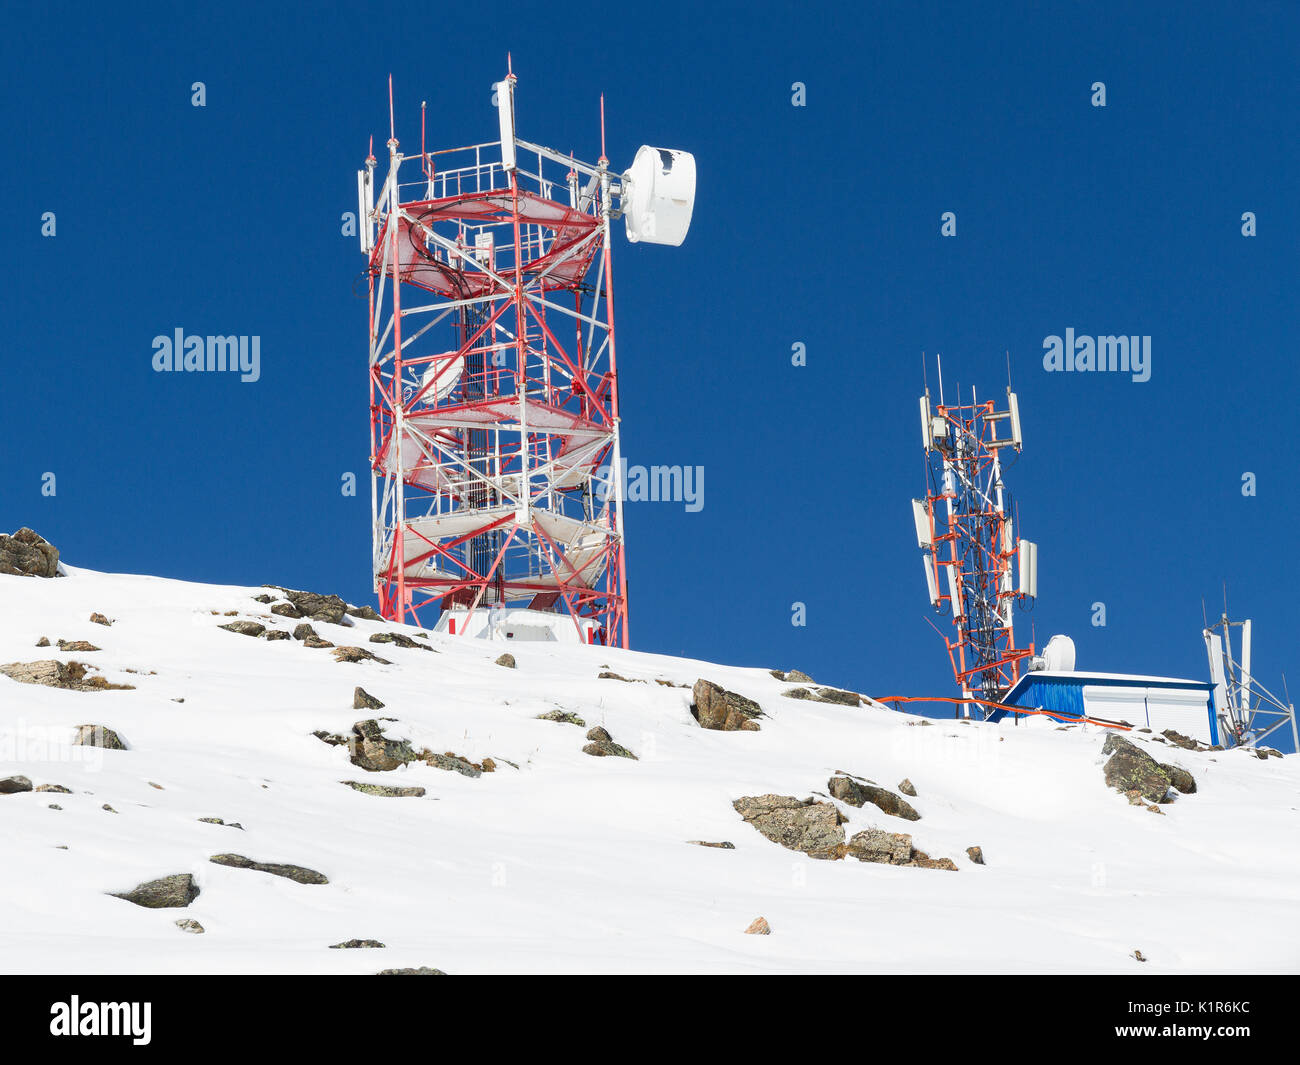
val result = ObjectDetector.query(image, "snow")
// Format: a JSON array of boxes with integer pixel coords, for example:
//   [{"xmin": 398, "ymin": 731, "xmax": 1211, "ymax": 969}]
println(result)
[{"xmin": 1, "ymin": 565, "xmax": 1297, "ymax": 974}]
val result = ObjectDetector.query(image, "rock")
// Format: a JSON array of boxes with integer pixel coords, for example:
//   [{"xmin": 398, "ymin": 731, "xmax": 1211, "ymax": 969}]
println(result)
[
  {"xmin": 846, "ymin": 828, "xmax": 914, "ymax": 865},
  {"xmin": 219, "ymin": 620, "xmax": 266, "ymax": 638},
  {"xmin": 331, "ymin": 939, "xmax": 386, "ymax": 949},
  {"xmin": 786, "ymin": 669, "xmax": 814, "ymax": 683},
  {"xmin": 271, "ymin": 602, "xmax": 303, "ymax": 619},
  {"xmin": 332, "ymin": 646, "xmax": 391, "ymax": 665},
  {"xmin": 0, "ymin": 660, "xmax": 134, "ymax": 692},
  {"xmin": 906, "ymin": 855, "xmax": 959, "ymax": 871},
  {"xmin": 35, "ymin": 637, "xmax": 50, "ymax": 647},
  {"xmin": 198, "ymin": 817, "xmax": 244, "ymax": 829},
  {"xmin": 687, "ymin": 840, "xmax": 735, "ymax": 849},
  {"xmin": 966, "ymin": 846, "xmax": 985, "ymax": 865},
  {"xmin": 277, "ymin": 589, "xmax": 349, "ymax": 625},
  {"xmin": 35, "ymin": 784, "xmax": 71, "ymax": 793},
  {"xmin": 209, "ymin": 854, "xmax": 328, "ymax": 885},
  {"xmin": 73, "ymin": 724, "xmax": 129, "ymax": 750},
  {"xmin": 303, "ymin": 636, "xmax": 336, "ymax": 649},
  {"xmin": 481, "ymin": 758, "xmax": 496, "ymax": 773},
  {"xmin": 57, "ymin": 640, "xmax": 100, "ymax": 652},
  {"xmin": 422, "ymin": 752, "xmax": 482, "ymax": 778},
  {"xmin": 599, "ymin": 671, "xmax": 641, "ymax": 682},
  {"xmin": 586, "ymin": 726, "xmax": 611, "ymax": 742},
  {"xmin": 89, "ymin": 613, "xmax": 112, "ymax": 627},
  {"xmin": 495, "ymin": 653, "xmax": 516, "ymax": 668},
  {"xmin": 1133, "ymin": 949, "xmax": 1147, "ymax": 963},
  {"xmin": 264, "ymin": 630, "xmax": 291, "ymax": 641},
  {"xmin": 1102, "ymin": 735, "xmax": 1170, "ymax": 804},
  {"xmin": 370, "ymin": 632, "xmax": 430, "ymax": 650},
  {"xmin": 110, "ymin": 874, "xmax": 200, "ymax": 909},
  {"xmin": 0, "ymin": 775, "xmax": 34, "ymax": 794},
  {"xmin": 769, "ymin": 669, "xmax": 787, "ymax": 680},
  {"xmin": 102, "ymin": 804, "xmax": 117, "ymax": 813},
  {"xmin": 1161, "ymin": 763, "xmax": 1197, "ymax": 794},
  {"xmin": 814, "ymin": 687, "xmax": 861, "ymax": 706},
  {"xmin": 744, "ymin": 916, "xmax": 771, "ymax": 935},
  {"xmin": 175, "ymin": 919, "xmax": 205, "ymax": 934},
  {"xmin": 783, "ymin": 687, "xmax": 814, "ymax": 700},
  {"xmin": 827, "ymin": 774, "xmax": 921, "ymax": 821},
  {"xmin": 537, "ymin": 709, "xmax": 585, "ymax": 726},
  {"xmin": 342, "ymin": 780, "xmax": 426, "ymax": 797},
  {"xmin": 376, "ymin": 967, "xmax": 446, "ymax": 975},
  {"xmin": 353, "ymin": 687, "xmax": 385, "ymax": 710},
  {"xmin": 583, "ymin": 740, "xmax": 638, "ymax": 759},
  {"xmin": 0, "ymin": 527, "xmax": 61, "ymax": 578},
  {"xmin": 693, "ymin": 679, "xmax": 764, "ymax": 732},
  {"xmin": 293, "ymin": 623, "xmax": 318, "ymax": 641},
  {"xmin": 898, "ymin": 778, "xmax": 917, "ymax": 797},
  {"xmin": 253, "ymin": 594, "xmax": 274, "ymax": 604},
  {"xmin": 1161, "ymin": 729, "xmax": 1200, "ymax": 751},
  {"xmin": 346, "ymin": 605, "xmax": 383, "ymax": 621},
  {"xmin": 349, "ymin": 720, "xmax": 418, "ymax": 772},
  {"xmin": 732, "ymin": 794, "xmax": 846, "ymax": 859}
]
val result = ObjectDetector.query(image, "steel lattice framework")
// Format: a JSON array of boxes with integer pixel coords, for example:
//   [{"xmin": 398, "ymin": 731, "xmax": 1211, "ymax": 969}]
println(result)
[
  {"xmin": 361, "ymin": 73, "xmax": 630, "ymax": 644},
  {"xmin": 915, "ymin": 381, "xmax": 1036, "ymax": 713}
]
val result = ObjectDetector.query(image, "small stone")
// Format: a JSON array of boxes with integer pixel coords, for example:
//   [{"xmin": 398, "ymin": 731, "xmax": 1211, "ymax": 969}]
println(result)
[
  {"xmin": 35, "ymin": 637, "xmax": 50, "ymax": 647},
  {"xmin": 102, "ymin": 804, "xmax": 117, "ymax": 813},
  {"xmin": 198, "ymin": 817, "xmax": 244, "ymax": 829},
  {"xmin": 264, "ymin": 630, "xmax": 291, "ymax": 641},
  {"xmin": 219, "ymin": 620, "xmax": 266, "ymax": 638},
  {"xmin": 48, "ymin": 804, "xmax": 62, "ymax": 810},
  {"xmin": 376, "ymin": 967, "xmax": 446, "ymax": 975},
  {"xmin": 537, "ymin": 710, "xmax": 585, "ymax": 726},
  {"xmin": 89, "ymin": 613, "xmax": 112, "ymax": 627},
  {"xmin": 271, "ymin": 602, "xmax": 303, "ymax": 619},
  {"xmin": 330, "ymin": 939, "xmax": 386, "ymax": 949},
  {"xmin": 175, "ymin": 919, "xmax": 205, "ymax": 934},
  {"xmin": 744, "ymin": 916, "xmax": 771, "ymax": 935},
  {"xmin": 353, "ymin": 687, "xmax": 385, "ymax": 710},
  {"xmin": 35, "ymin": 784, "xmax": 71, "ymax": 793},
  {"xmin": 496, "ymin": 653, "xmax": 516, "ymax": 668},
  {"xmin": 293, "ymin": 623, "xmax": 318, "ymax": 641},
  {"xmin": 73, "ymin": 724, "xmax": 128, "ymax": 750},
  {"xmin": 1133, "ymin": 949, "xmax": 1147, "ymax": 962},
  {"xmin": 252, "ymin": 594, "xmax": 274, "ymax": 604},
  {"xmin": 341, "ymin": 780, "xmax": 426, "ymax": 797},
  {"xmin": 687, "ymin": 840, "xmax": 735, "ymax": 849},
  {"xmin": 586, "ymin": 726, "xmax": 611, "ymax": 742},
  {"xmin": 898, "ymin": 778, "xmax": 917, "ymax": 797},
  {"xmin": 110, "ymin": 873, "xmax": 200, "ymax": 909},
  {"xmin": 966, "ymin": 846, "xmax": 985, "ymax": 865}
]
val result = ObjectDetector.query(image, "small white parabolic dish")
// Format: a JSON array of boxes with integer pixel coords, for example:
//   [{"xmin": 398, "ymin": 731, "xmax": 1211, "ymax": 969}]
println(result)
[{"xmin": 623, "ymin": 146, "xmax": 696, "ymax": 246}]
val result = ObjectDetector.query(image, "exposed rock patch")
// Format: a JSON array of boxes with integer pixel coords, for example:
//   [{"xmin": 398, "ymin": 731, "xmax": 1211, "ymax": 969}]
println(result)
[
  {"xmin": 0, "ymin": 528, "xmax": 61, "ymax": 578},
  {"xmin": 331, "ymin": 939, "xmax": 385, "ymax": 949},
  {"xmin": 74, "ymin": 724, "xmax": 129, "ymax": 749},
  {"xmin": 827, "ymin": 774, "xmax": 921, "ymax": 821},
  {"xmin": 732, "ymin": 794, "xmax": 846, "ymax": 859},
  {"xmin": 377, "ymin": 967, "xmax": 446, "ymax": 975},
  {"xmin": 209, "ymin": 854, "xmax": 328, "ymax": 885},
  {"xmin": 0, "ymin": 775, "xmax": 34, "ymax": 794},
  {"xmin": 353, "ymin": 687, "xmax": 385, "ymax": 710},
  {"xmin": 1102, "ymin": 735, "xmax": 1170, "ymax": 804},
  {"xmin": 342, "ymin": 780, "xmax": 426, "ymax": 797},
  {"xmin": 0, "ymin": 661, "xmax": 134, "ymax": 692},
  {"xmin": 966, "ymin": 846, "xmax": 985, "ymax": 865},
  {"xmin": 898, "ymin": 778, "xmax": 917, "ymax": 797},
  {"xmin": 814, "ymin": 687, "xmax": 862, "ymax": 706},
  {"xmin": 583, "ymin": 726, "xmax": 638, "ymax": 759},
  {"xmin": 175, "ymin": 919, "xmax": 205, "ymax": 933},
  {"xmin": 370, "ymin": 632, "xmax": 432, "ymax": 650},
  {"xmin": 537, "ymin": 709, "xmax": 585, "ymax": 726},
  {"xmin": 419, "ymin": 751, "xmax": 483, "ymax": 778},
  {"xmin": 349, "ymin": 720, "xmax": 418, "ymax": 772},
  {"xmin": 1161, "ymin": 763, "xmax": 1197, "ymax": 794},
  {"xmin": 693, "ymin": 679, "xmax": 764, "ymax": 732},
  {"xmin": 198, "ymin": 817, "xmax": 243, "ymax": 829},
  {"xmin": 687, "ymin": 840, "xmax": 735, "ymax": 849},
  {"xmin": 57, "ymin": 640, "xmax": 100, "ymax": 653},
  {"xmin": 219, "ymin": 620, "xmax": 266, "ymax": 638},
  {"xmin": 110, "ymin": 874, "xmax": 200, "ymax": 908},
  {"xmin": 333, "ymin": 646, "xmax": 391, "ymax": 665}
]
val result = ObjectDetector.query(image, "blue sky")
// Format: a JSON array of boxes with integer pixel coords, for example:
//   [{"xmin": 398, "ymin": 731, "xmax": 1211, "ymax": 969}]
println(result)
[{"xmin": 2, "ymin": 2, "xmax": 1296, "ymax": 745}]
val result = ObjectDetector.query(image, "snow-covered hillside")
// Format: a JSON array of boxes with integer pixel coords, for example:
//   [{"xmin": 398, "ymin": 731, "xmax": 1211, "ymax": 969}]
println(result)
[{"xmin": 1, "ymin": 564, "xmax": 1297, "ymax": 974}]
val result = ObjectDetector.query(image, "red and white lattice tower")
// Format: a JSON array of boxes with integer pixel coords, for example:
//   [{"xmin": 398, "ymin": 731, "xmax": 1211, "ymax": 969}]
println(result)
[
  {"xmin": 358, "ymin": 67, "xmax": 695, "ymax": 645},
  {"xmin": 912, "ymin": 363, "xmax": 1037, "ymax": 715}
]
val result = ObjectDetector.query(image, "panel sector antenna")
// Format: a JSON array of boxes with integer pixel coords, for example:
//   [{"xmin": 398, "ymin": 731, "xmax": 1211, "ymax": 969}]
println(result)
[
  {"xmin": 912, "ymin": 359, "xmax": 1036, "ymax": 717},
  {"xmin": 358, "ymin": 69, "xmax": 696, "ymax": 647}
]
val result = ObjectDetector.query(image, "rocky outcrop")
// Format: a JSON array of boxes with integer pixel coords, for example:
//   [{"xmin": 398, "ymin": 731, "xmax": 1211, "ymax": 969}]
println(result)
[
  {"xmin": 827, "ymin": 774, "xmax": 921, "ymax": 821},
  {"xmin": 0, "ymin": 661, "xmax": 134, "ymax": 692},
  {"xmin": 370, "ymin": 632, "xmax": 432, "ymax": 651},
  {"xmin": 732, "ymin": 794, "xmax": 846, "ymax": 859},
  {"xmin": 272, "ymin": 588, "xmax": 350, "ymax": 625},
  {"xmin": 209, "ymin": 854, "xmax": 328, "ymax": 885},
  {"xmin": 1161, "ymin": 729, "xmax": 1202, "ymax": 752},
  {"xmin": 1102, "ymin": 735, "xmax": 1170, "ymax": 804},
  {"xmin": 293, "ymin": 623, "xmax": 318, "ymax": 641},
  {"xmin": 582, "ymin": 725, "xmax": 638, "ymax": 759},
  {"xmin": 342, "ymin": 780, "xmax": 426, "ymax": 797},
  {"xmin": 110, "ymin": 874, "xmax": 200, "ymax": 908},
  {"xmin": 693, "ymin": 680, "xmax": 764, "ymax": 732},
  {"xmin": 271, "ymin": 602, "xmax": 302, "ymax": 619},
  {"xmin": 265, "ymin": 630, "xmax": 290, "ymax": 641},
  {"xmin": 73, "ymin": 724, "xmax": 129, "ymax": 749},
  {"xmin": 0, "ymin": 528, "xmax": 61, "ymax": 578},
  {"xmin": 346, "ymin": 605, "xmax": 383, "ymax": 621},
  {"xmin": 0, "ymin": 775, "xmax": 34, "ymax": 794}
]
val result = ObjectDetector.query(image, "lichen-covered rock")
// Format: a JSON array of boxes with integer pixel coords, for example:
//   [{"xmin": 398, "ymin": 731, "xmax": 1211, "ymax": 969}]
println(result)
[
  {"xmin": 846, "ymin": 828, "xmax": 913, "ymax": 865},
  {"xmin": 786, "ymin": 669, "xmax": 814, "ymax": 683},
  {"xmin": 73, "ymin": 724, "xmax": 129, "ymax": 750},
  {"xmin": 219, "ymin": 620, "xmax": 266, "ymax": 638},
  {"xmin": 421, "ymin": 752, "xmax": 482, "ymax": 778},
  {"xmin": 732, "ymin": 794, "xmax": 846, "ymax": 859},
  {"xmin": 341, "ymin": 780, "xmax": 426, "ymax": 797},
  {"xmin": 110, "ymin": 874, "xmax": 200, "ymax": 908},
  {"xmin": 693, "ymin": 679, "xmax": 764, "ymax": 731},
  {"xmin": 814, "ymin": 687, "xmax": 861, "ymax": 706},
  {"xmin": 1161, "ymin": 763, "xmax": 1197, "ymax": 794},
  {"xmin": 0, "ymin": 528, "xmax": 61, "ymax": 578},
  {"xmin": 537, "ymin": 709, "xmax": 585, "ymax": 726},
  {"xmin": 264, "ymin": 630, "xmax": 291, "ymax": 641},
  {"xmin": 271, "ymin": 602, "xmax": 302, "ymax": 619},
  {"xmin": 331, "ymin": 939, "xmax": 385, "ymax": 949},
  {"xmin": 350, "ymin": 719, "xmax": 417, "ymax": 772},
  {"xmin": 783, "ymin": 687, "xmax": 814, "ymax": 700},
  {"xmin": 1102, "ymin": 735, "xmax": 1170, "ymax": 804},
  {"xmin": 495, "ymin": 653, "xmax": 516, "ymax": 668},
  {"xmin": 827, "ymin": 774, "xmax": 921, "ymax": 821},
  {"xmin": 209, "ymin": 854, "xmax": 328, "ymax": 885}
]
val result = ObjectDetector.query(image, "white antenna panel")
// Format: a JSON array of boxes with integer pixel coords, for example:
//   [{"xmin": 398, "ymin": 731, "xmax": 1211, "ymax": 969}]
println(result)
[
  {"xmin": 911, "ymin": 499, "xmax": 932, "ymax": 548},
  {"xmin": 1018, "ymin": 539, "xmax": 1038, "ymax": 598},
  {"xmin": 922, "ymin": 552, "xmax": 939, "ymax": 607},
  {"xmin": 946, "ymin": 565, "xmax": 963, "ymax": 618},
  {"xmin": 1204, "ymin": 630, "xmax": 1229, "ymax": 717},
  {"xmin": 357, "ymin": 169, "xmax": 374, "ymax": 254},
  {"xmin": 1008, "ymin": 390, "xmax": 1022, "ymax": 447},
  {"xmin": 919, "ymin": 396, "xmax": 933, "ymax": 449},
  {"xmin": 496, "ymin": 79, "xmax": 517, "ymax": 171},
  {"xmin": 623, "ymin": 146, "xmax": 696, "ymax": 246}
]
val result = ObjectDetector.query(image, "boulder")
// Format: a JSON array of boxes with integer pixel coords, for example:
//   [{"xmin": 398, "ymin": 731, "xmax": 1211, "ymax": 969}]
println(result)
[
  {"xmin": 209, "ymin": 854, "xmax": 328, "ymax": 885},
  {"xmin": 349, "ymin": 720, "xmax": 417, "ymax": 772},
  {"xmin": 370, "ymin": 632, "xmax": 430, "ymax": 650},
  {"xmin": 1161, "ymin": 729, "xmax": 1201, "ymax": 751},
  {"xmin": 303, "ymin": 636, "xmax": 336, "ymax": 649},
  {"xmin": 271, "ymin": 602, "xmax": 302, "ymax": 619},
  {"xmin": 422, "ymin": 752, "xmax": 482, "ymax": 778},
  {"xmin": 786, "ymin": 669, "xmax": 814, "ymax": 683},
  {"xmin": 0, "ymin": 528, "xmax": 60, "ymax": 578},
  {"xmin": 332, "ymin": 646, "xmax": 391, "ymax": 664},
  {"xmin": 278, "ymin": 589, "xmax": 350, "ymax": 625},
  {"xmin": 537, "ymin": 709, "xmax": 585, "ymax": 727},
  {"xmin": 583, "ymin": 740, "xmax": 638, "ymax": 759},
  {"xmin": 1161, "ymin": 763, "xmax": 1197, "ymax": 794},
  {"xmin": 0, "ymin": 775, "xmax": 34, "ymax": 794},
  {"xmin": 966, "ymin": 845, "xmax": 985, "ymax": 865},
  {"xmin": 898, "ymin": 778, "xmax": 917, "ymax": 797},
  {"xmin": 292, "ymin": 623, "xmax": 318, "ymax": 641},
  {"xmin": 264, "ymin": 630, "xmax": 290, "ymax": 641},
  {"xmin": 827, "ymin": 774, "xmax": 920, "ymax": 821},
  {"xmin": 693, "ymin": 679, "xmax": 764, "ymax": 732},
  {"xmin": 73, "ymin": 724, "xmax": 129, "ymax": 750},
  {"xmin": 219, "ymin": 620, "xmax": 266, "ymax": 638},
  {"xmin": 110, "ymin": 873, "xmax": 200, "ymax": 908},
  {"xmin": 88, "ymin": 613, "xmax": 112, "ymax": 627},
  {"xmin": 783, "ymin": 687, "xmax": 814, "ymax": 700},
  {"xmin": 1102, "ymin": 735, "xmax": 1170, "ymax": 804},
  {"xmin": 57, "ymin": 640, "xmax": 100, "ymax": 653},
  {"xmin": 35, "ymin": 784, "xmax": 71, "ymax": 793},
  {"xmin": 586, "ymin": 726, "xmax": 611, "ymax": 742},
  {"xmin": 732, "ymin": 794, "xmax": 846, "ymax": 859},
  {"xmin": 496, "ymin": 653, "xmax": 516, "ymax": 668},
  {"xmin": 846, "ymin": 828, "xmax": 914, "ymax": 865},
  {"xmin": 346, "ymin": 605, "xmax": 383, "ymax": 621},
  {"xmin": 814, "ymin": 687, "xmax": 861, "ymax": 706},
  {"xmin": 353, "ymin": 687, "xmax": 385, "ymax": 711}
]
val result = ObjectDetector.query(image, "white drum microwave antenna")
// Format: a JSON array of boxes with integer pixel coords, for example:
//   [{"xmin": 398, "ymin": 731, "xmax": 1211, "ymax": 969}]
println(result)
[{"xmin": 621, "ymin": 146, "xmax": 696, "ymax": 246}]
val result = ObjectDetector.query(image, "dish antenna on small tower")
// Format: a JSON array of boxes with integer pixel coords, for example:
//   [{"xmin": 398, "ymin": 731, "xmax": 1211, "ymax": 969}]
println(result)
[
  {"xmin": 912, "ymin": 355, "xmax": 1036, "ymax": 717},
  {"xmin": 357, "ymin": 67, "xmax": 696, "ymax": 646},
  {"xmin": 1203, "ymin": 606, "xmax": 1298, "ymax": 751}
]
